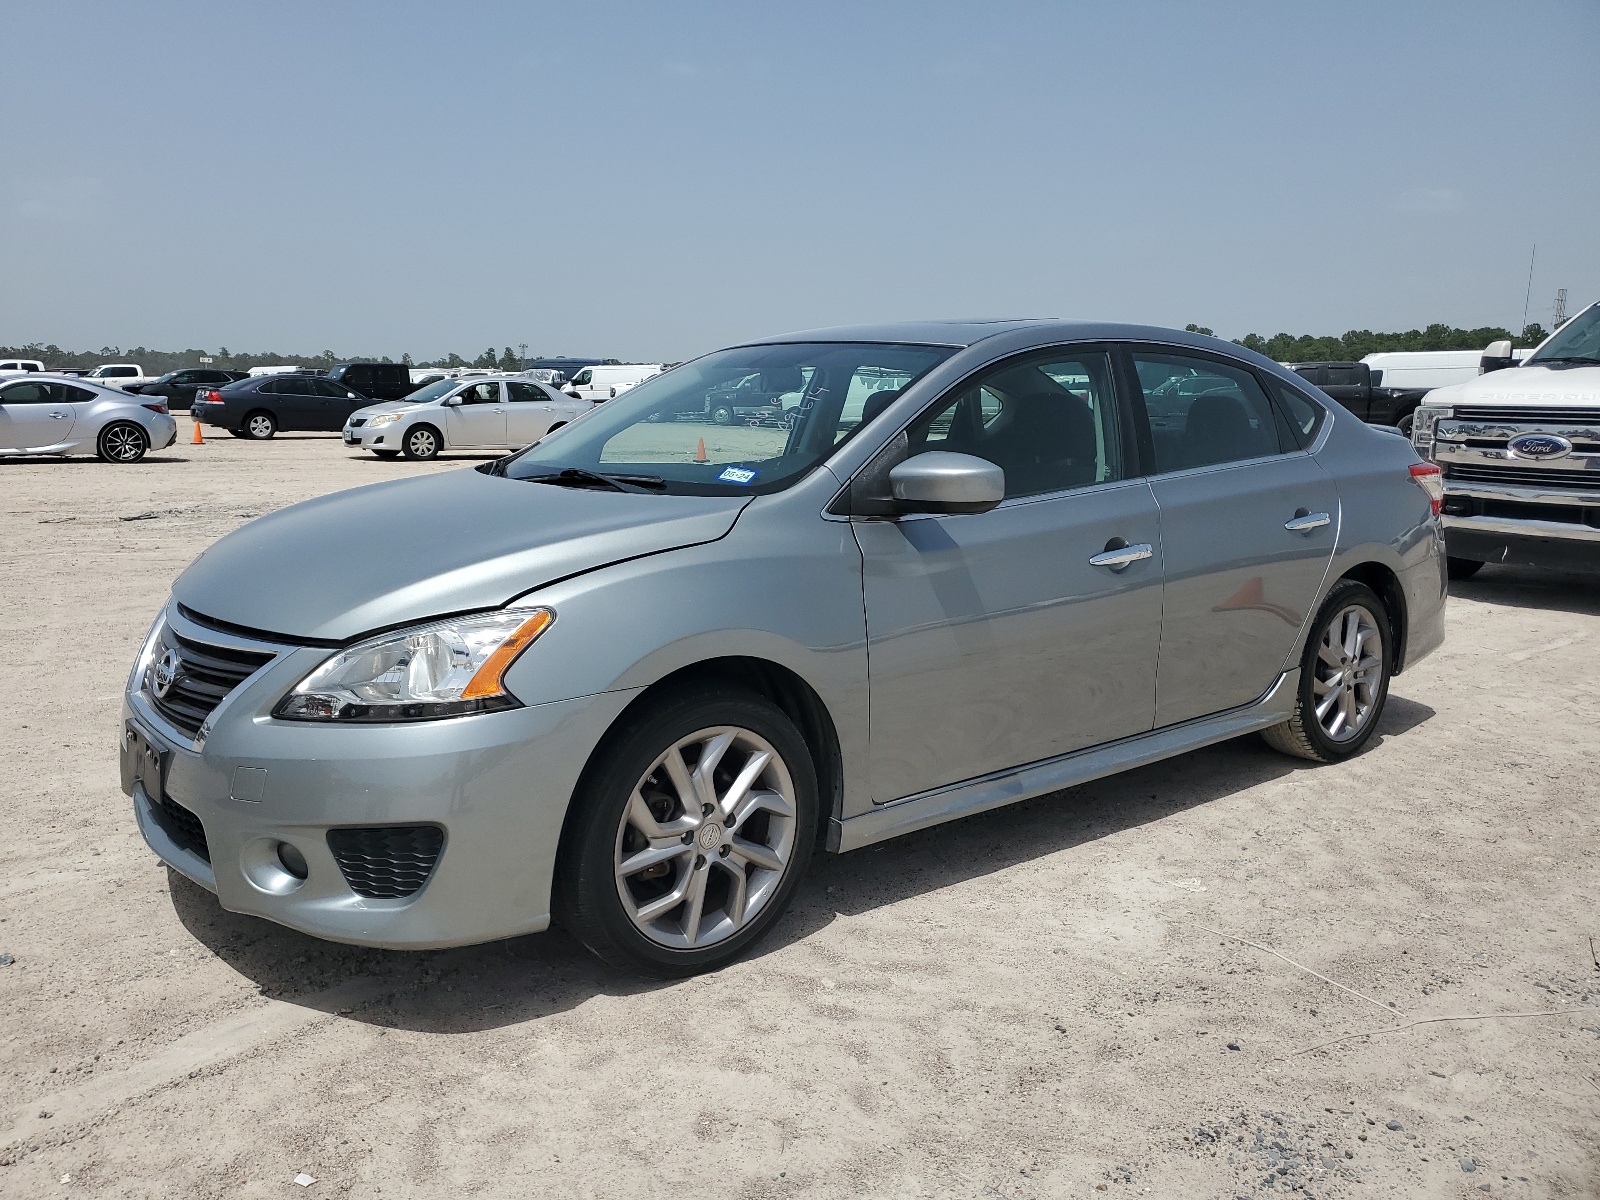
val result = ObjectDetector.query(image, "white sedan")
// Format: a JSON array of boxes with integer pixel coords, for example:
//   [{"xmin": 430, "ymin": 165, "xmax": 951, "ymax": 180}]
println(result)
[{"xmin": 343, "ymin": 375, "xmax": 592, "ymax": 460}]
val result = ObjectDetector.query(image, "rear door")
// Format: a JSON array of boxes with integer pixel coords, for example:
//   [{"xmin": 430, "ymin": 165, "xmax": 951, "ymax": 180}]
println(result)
[
  {"xmin": 505, "ymin": 380, "xmax": 558, "ymax": 446},
  {"xmin": 1126, "ymin": 348, "xmax": 1337, "ymax": 727},
  {"xmin": 856, "ymin": 346, "xmax": 1164, "ymax": 803}
]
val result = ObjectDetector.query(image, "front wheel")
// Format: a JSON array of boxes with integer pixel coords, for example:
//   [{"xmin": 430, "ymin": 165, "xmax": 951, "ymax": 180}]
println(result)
[
  {"xmin": 97, "ymin": 422, "xmax": 148, "ymax": 463},
  {"xmin": 1396, "ymin": 411, "xmax": 1416, "ymax": 438},
  {"xmin": 556, "ymin": 686, "xmax": 819, "ymax": 976},
  {"xmin": 402, "ymin": 424, "xmax": 441, "ymax": 459},
  {"xmin": 1261, "ymin": 579, "xmax": 1391, "ymax": 763},
  {"xmin": 711, "ymin": 404, "xmax": 734, "ymax": 426},
  {"xmin": 1447, "ymin": 556, "xmax": 1484, "ymax": 581}
]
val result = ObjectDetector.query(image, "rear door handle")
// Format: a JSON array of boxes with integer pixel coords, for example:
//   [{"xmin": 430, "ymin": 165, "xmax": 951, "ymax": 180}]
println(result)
[
  {"xmin": 1088, "ymin": 542, "xmax": 1154, "ymax": 569},
  {"xmin": 1285, "ymin": 512, "xmax": 1331, "ymax": 533}
]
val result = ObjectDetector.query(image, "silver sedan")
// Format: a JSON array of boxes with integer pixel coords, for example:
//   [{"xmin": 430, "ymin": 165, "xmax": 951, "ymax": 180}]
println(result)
[
  {"xmin": 343, "ymin": 375, "xmax": 591, "ymax": 459},
  {"xmin": 123, "ymin": 321, "xmax": 1445, "ymax": 975},
  {"xmin": 0, "ymin": 375, "xmax": 178, "ymax": 462}
]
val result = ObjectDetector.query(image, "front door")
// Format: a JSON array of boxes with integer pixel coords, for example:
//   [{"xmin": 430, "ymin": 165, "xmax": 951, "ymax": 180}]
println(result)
[
  {"xmin": 855, "ymin": 347, "xmax": 1165, "ymax": 803},
  {"xmin": 1128, "ymin": 349, "xmax": 1338, "ymax": 727},
  {"xmin": 0, "ymin": 381, "xmax": 76, "ymax": 450},
  {"xmin": 446, "ymin": 381, "xmax": 507, "ymax": 447},
  {"xmin": 505, "ymin": 381, "xmax": 558, "ymax": 446}
]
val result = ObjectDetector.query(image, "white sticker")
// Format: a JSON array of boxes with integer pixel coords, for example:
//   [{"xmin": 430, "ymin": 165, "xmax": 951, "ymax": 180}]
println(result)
[{"xmin": 717, "ymin": 466, "xmax": 757, "ymax": 485}]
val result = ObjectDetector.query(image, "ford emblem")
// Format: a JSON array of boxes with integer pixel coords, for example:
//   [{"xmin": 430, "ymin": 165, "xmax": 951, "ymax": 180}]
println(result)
[
  {"xmin": 1507, "ymin": 433, "xmax": 1572, "ymax": 460},
  {"xmin": 151, "ymin": 648, "xmax": 181, "ymax": 698}
]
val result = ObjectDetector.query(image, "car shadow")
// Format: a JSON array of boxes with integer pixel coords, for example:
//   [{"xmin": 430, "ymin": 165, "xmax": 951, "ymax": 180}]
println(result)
[
  {"xmin": 1450, "ymin": 564, "xmax": 1600, "ymax": 617},
  {"xmin": 167, "ymin": 700, "xmax": 1435, "ymax": 1033}
]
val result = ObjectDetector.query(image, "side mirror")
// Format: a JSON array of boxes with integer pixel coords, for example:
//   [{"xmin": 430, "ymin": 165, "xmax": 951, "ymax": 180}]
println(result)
[
  {"xmin": 1480, "ymin": 339, "xmax": 1515, "ymax": 375},
  {"xmin": 889, "ymin": 452, "xmax": 1005, "ymax": 515},
  {"xmin": 443, "ymin": 395, "xmax": 462, "ymax": 407}
]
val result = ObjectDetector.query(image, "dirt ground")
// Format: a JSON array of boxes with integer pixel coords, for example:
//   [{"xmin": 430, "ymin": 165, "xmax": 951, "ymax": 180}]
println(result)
[{"xmin": 2, "ymin": 432, "xmax": 1597, "ymax": 1199}]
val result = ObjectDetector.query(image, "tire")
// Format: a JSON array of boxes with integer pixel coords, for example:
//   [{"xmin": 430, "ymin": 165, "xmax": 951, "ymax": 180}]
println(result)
[
  {"xmin": 371, "ymin": 449, "xmax": 400, "ymax": 459},
  {"xmin": 1261, "ymin": 579, "xmax": 1392, "ymax": 763},
  {"xmin": 97, "ymin": 421, "xmax": 148, "ymax": 463},
  {"xmin": 1396, "ymin": 410, "xmax": 1416, "ymax": 438},
  {"xmin": 556, "ymin": 685, "xmax": 819, "ymax": 976},
  {"xmin": 1447, "ymin": 556, "xmax": 1485, "ymax": 581},
  {"xmin": 711, "ymin": 404, "xmax": 734, "ymax": 426},
  {"xmin": 402, "ymin": 424, "xmax": 441, "ymax": 460},
  {"xmin": 242, "ymin": 410, "xmax": 277, "ymax": 440}
]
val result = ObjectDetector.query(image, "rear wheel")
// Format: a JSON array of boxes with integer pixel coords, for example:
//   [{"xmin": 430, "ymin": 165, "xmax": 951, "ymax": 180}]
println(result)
[
  {"xmin": 1262, "ymin": 579, "xmax": 1391, "ymax": 763},
  {"xmin": 403, "ymin": 424, "xmax": 440, "ymax": 459},
  {"xmin": 1447, "ymin": 556, "xmax": 1485, "ymax": 581},
  {"xmin": 242, "ymin": 410, "xmax": 276, "ymax": 440},
  {"xmin": 97, "ymin": 422, "xmax": 148, "ymax": 463},
  {"xmin": 556, "ymin": 686, "xmax": 818, "ymax": 976}
]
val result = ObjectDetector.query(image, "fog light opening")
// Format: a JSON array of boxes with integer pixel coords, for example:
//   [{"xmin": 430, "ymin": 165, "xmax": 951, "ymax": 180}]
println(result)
[{"xmin": 276, "ymin": 841, "xmax": 309, "ymax": 880}]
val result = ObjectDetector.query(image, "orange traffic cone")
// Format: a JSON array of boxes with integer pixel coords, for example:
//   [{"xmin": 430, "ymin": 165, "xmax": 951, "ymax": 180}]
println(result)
[
  {"xmin": 694, "ymin": 436, "xmax": 708, "ymax": 463},
  {"xmin": 191, "ymin": 419, "xmax": 204, "ymax": 445}
]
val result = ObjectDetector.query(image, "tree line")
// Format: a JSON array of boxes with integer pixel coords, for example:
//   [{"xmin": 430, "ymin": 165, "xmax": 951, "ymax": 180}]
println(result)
[
  {"xmin": 0, "ymin": 344, "xmax": 585, "ymax": 375},
  {"xmin": 1183, "ymin": 322, "xmax": 1548, "ymax": 363}
]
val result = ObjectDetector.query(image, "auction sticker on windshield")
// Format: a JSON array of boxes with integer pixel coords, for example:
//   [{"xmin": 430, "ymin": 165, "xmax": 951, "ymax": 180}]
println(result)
[{"xmin": 717, "ymin": 466, "xmax": 758, "ymax": 485}]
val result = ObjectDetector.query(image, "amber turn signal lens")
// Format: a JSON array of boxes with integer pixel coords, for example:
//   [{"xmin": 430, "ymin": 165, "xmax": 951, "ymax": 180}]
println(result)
[{"xmin": 461, "ymin": 609, "xmax": 555, "ymax": 699}]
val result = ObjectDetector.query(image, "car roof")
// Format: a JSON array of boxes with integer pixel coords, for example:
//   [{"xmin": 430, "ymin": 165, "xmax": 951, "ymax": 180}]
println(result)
[{"xmin": 739, "ymin": 318, "xmax": 1252, "ymax": 351}]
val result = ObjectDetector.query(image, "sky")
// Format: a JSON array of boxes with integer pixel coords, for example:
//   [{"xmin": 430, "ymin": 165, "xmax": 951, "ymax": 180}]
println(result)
[{"xmin": 3, "ymin": 0, "xmax": 1597, "ymax": 363}]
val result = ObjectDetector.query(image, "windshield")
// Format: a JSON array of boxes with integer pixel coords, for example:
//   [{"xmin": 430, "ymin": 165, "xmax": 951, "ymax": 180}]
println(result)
[
  {"xmin": 1528, "ymin": 303, "xmax": 1600, "ymax": 365},
  {"xmin": 403, "ymin": 378, "xmax": 460, "ymax": 404},
  {"xmin": 502, "ymin": 342, "xmax": 956, "ymax": 495}
]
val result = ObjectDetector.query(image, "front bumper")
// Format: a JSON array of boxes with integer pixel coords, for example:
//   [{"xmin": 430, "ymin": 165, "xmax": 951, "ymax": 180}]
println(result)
[
  {"xmin": 121, "ymin": 620, "xmax": 639, "ymax": 949},
  {"xmin": 1443, "ymin": 513, "xmax": 1600, "ymax": 573},
  {"xmin": 343, "ymin": 422, "xmax": 401, "ymax": 449}
]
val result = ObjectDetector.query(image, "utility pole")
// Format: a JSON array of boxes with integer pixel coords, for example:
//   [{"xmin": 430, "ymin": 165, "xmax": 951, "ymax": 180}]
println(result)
[
  {"xmin": 1552, "ymin": 288, "xmax": 1568, "ymax": 330},
  {"xmin": 1521, "ymin": 244, "xmax": 1536, "ymax": 332}
]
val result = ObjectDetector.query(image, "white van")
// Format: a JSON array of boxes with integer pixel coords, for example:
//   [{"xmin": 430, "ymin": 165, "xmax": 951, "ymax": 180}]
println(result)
[
  {"xmin": 1360, "ymin": 349, "xmax": 1530, "ymax": 392},
  {"xmin": 563, "ymin": 364, "xmax": 663, "ymax": 402}
]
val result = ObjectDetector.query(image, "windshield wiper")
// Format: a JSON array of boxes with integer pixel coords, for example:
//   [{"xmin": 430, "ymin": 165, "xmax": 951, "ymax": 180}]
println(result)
[
  {"xmin": 521, "ymin": 468, "xmax": 667, "ymax": 493},
  {"xmin": 1530, "ymin": 356, "xmax": 1600, "ymax": 366}
]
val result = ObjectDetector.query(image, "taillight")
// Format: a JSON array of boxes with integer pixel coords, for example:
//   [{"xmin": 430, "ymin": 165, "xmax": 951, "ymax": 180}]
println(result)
[
  {"xmin": 1409, "ymin": 462, "xmax": 1443, "ymax": 515},
  {"xmin": 141, "ymin": 402, "xmax": 168, "ymax": 415},
  {"xmin": 200, "ymin": 389, "xmax": 221, "ymax": 403}
]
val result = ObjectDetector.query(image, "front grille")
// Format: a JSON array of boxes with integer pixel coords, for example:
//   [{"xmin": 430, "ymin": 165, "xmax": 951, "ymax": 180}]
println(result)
[
  {"xmin": 1454, "ymin": 406, "xmax": 1600, "ymax": 424},
  {"xmin": 348, "ymin": 417, "xmax": 367, "ymax": 428},
  {"xmin": 147, "ymin": 627, "xmax": 275, "ymax": 738},
  {"xmin": 150, "ymin": 795, "xmax": 210, "ymax": 862},
  {"xmin": 327, "ymin": 826, "xmax": 445, "ymax": 899},
  {"xmin": 1446, "ymin": 463, "xmax": 1600, "ymax": 490}
]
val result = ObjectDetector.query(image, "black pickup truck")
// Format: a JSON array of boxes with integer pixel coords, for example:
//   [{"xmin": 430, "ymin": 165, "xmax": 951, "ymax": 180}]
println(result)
[{"xmin": 1285, "ymin": 362, "xmax": 1429, "ymax": 435}]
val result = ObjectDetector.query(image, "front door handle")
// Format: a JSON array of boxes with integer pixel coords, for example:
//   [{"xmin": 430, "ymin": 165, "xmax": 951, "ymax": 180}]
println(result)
[
  {"xmin": 1088, "ymin": 542, "xmax": 1154, "ymax": 570},
  {"xmin": 1285, "ymin": 511, "xmax": 1331, "ymax": 533}
]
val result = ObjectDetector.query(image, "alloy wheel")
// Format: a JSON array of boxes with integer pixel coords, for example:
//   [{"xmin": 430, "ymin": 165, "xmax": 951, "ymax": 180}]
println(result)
[
  {"xmin": 247, "ymin": 414, "xmax": 275, "ymax": 438},
  {"xmin": 102, "ymin": 424, "xmax": 146, "ymax": 462},
  {"xmin": 613, "ymin": 725, "xmax": 797, "ymax": 950},
  {"xmin": 1312, "ymin": 604, "xmax": 1382, "ymax": 741}
]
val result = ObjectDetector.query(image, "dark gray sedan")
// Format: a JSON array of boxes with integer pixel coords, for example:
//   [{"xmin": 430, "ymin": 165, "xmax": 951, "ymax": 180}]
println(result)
[{"xmin": 123, "ymin": 321, "xmax": 1445, "ymax": 975}]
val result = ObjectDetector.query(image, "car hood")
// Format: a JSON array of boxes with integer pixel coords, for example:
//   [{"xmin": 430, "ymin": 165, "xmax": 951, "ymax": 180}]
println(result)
[
  {"xmin": 351, "ymin": 400, "xmax": 433, "ymax": 419},
  {"xmin": 1425, "ymin": 363, "xmax": 1600, "ymax": 408},
  {"xmin": 174, "ymin": 468, "xmax": 751, "ymax": 641}
]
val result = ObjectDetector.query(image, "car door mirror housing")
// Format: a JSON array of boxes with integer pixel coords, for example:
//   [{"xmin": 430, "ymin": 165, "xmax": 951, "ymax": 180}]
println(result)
[
  {"xmin": 888, "ymin": 452, "xmax": 1005, "ymax": 515},
  {"xmin": 443, "ymin": 395, "xmax": 462, "ymax": 406}
]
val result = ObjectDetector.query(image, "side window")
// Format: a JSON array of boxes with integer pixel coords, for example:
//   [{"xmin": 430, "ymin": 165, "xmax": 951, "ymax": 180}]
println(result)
[
  {"xmin": 49, "ymin": 383, "xmax": 95, "ymax": 404},
  {"xmin": 1131, "ymin": 352, "xmax": 1283, "ymax": 473},
  {"xmin": 463, "ymin": 382, "xmax": 501, "ymax": 404},
  {"xmin": 506, "ymin": 382, "xmax": 545, "ymax": 403},
  {"xmin": 906, "ymin": 350, "xmax": 1122, "ymax": 499},
  {"xmin": 0, "ymin": 382, "xmax": 50, "ymax": 403},
  {"xmin": 286, "ymin": 376, "xmax": 320, "ymax": 395},
  {"xmin": 571, "ymin": 369, "xmax": 592, "ymax": 387},
  {"xmin": 1269, "ymin": 380, "xmax": 1325, "ymax": 449},
  {"xmin": 1292, "ymin": 366, "xmax": 1322, "ymax": 387},
  {"xmin": 1324, "ymin": 365, "xmax": 1362, "ymax": 388}
]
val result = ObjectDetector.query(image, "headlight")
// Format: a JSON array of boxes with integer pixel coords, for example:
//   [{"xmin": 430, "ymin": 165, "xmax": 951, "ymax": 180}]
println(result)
[
  {"xmin": 367, "ymin": 413, "xmax": 402, "ymax": 427},
  {"xmin": 276, "ymin": 608, "xmax": 554, "ymax": 722}
]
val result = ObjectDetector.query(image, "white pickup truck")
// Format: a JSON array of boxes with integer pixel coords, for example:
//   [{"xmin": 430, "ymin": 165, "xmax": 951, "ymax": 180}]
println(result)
[
  {"xmin": 83, "ymin": 363, "xmax": 152, "ymax": 390},
  {"xmin": 1412, "ymin": 299, "xmax": 1600, "ymax": 578}
]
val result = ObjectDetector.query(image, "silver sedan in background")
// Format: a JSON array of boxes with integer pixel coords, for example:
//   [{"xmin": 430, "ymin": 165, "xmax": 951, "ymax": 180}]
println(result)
[
  {"xmin": 123, "ymin": 320, "xmax": 1445, "ymax": 976},
  {"xmin": 343, "ymin": 375, "xmax": 591, "ymax": 459},
  {"xmin": 0, "ymin": 375, "xmax": 178, "ymax": 462}
]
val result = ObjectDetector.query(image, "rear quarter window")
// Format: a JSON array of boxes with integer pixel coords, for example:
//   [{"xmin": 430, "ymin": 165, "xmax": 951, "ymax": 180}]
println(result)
[{"xmin": 1267, "ymin": 379, "xmax": 1327, "ymax": 449}]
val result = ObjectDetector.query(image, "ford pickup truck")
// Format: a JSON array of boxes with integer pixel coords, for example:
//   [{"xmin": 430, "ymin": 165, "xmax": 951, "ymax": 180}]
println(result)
[{"xmin": 1412, "ymin": 300, "xmax": 1600, "ymax": 577}]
